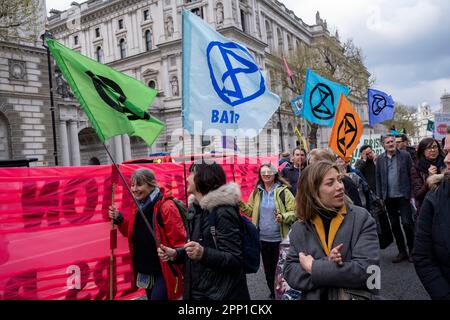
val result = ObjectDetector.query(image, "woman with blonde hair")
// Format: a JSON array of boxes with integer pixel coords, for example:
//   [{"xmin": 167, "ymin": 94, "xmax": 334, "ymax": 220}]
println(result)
[
  {"xmin": 308, "ymin": 148, "xmax": 336, "ymax": 165},
  {"xmin": 241, "ymin": 163, "xmax": 296, "ymax": 299},
  {"xmin": 284, "ymin": 161, "xmax": 380, "ymax": 300},
  {"xmin": 309, "ymin": 149, "xmax": 362, "ymax": 206}
]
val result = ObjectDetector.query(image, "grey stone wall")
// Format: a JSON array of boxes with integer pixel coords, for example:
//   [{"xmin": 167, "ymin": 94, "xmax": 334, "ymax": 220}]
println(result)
[{"xmin": 0, "ymin": 42, "xmax": 58, "ymax": 166}]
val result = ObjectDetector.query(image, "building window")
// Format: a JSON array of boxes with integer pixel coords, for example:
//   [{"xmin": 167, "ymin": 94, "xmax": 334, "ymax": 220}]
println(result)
[
  {"xmin": 169, "ymin": 56, "xmax": 176, "ymax": 67},
  {"xmin": 96, "ymin": 46, "xmax": 103, "ymax": 63},
  {"xmin": 145, "ymin": 30, "xmax": 152, "ymax": 51},
  {"xmin": 74, "ymin": 35, "xmax": 78, "ymax": 46},
  {"xmin": 119, "ymin": 39, "xmax": 126, "ymax": 59},
  {"xmin": 143, "ymin": 10, "xmax": 149, "ymax": 21},
  {"xmin": 201, "ymin": 135, "xmax": 211, "ymax": 148},
  {"xmin": 0, "ymin": 112, "xmax": 11, "ymax": 160},
  {"xmin": 240, "ymin": 10, "xmax": 247, "ymax": 33},
  {"xmin": 148, "ymin": 80, "xmax": 156, "ymax": 89},
  {"xmin": 277, "ymin": 28, "xmax": 283, "ymax": 51},
  {"xmin": 118, "ymin": 19, "xmax": 124, "ymax": 30},
  {"xmin": 265, "ymin": 20, "xmax": 273, "ymax": 49},
  {"xmin": 269, "ymin": 70, "xmax": 276, "ymax": 91},
  {"xmin": 95, "ymin": 27, "xmax": 100, "ymax": 38},
  {"xmin": 191, "ymin": 7, "xmax": 203, "ymax": 18},
  {"xmin": 287, "ymin": 34, "xmax": 293, "ymax": 51}
]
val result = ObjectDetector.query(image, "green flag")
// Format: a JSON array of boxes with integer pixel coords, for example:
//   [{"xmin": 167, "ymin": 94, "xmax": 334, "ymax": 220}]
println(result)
[
  {"xmin": 427, "ymin": 120, "xmax": 434, "ymax": 132},
  {"xmin": 46, "ymin": 38, "xmax": 165, "ymax": 145}
]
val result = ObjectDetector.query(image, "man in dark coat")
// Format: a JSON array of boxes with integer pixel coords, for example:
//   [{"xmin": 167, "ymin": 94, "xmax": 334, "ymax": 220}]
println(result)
[
  {"xmin": 396, "ymin": 134, "xmax": 417, "ymax": 163},
  {"xmin": 281, "ymin": 148, "xmax": 306, "ymax": 196},
  {"xmin": 376, "ymin": 134, "xmax": 414, "ymax": 263},
  {"xmin": 355, "ymin": 144, "xmax": 377, "ymax": 192}
]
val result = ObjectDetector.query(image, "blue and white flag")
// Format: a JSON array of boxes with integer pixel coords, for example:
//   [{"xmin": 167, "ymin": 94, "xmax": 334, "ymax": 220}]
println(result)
[
  {"xmin": 368, "ymin": 88, "xmax": 395, "ymax": 126},
  {"xmin": 290, "ymin": 95, "xmax": 303, "ymax": 116},
  {"xmin": 301, "ymin": 69, "xmax": 349, "ymax": 127},
  {"xmin": 182, "ymin": 9, "xmax": 280, "ymax": 137}
]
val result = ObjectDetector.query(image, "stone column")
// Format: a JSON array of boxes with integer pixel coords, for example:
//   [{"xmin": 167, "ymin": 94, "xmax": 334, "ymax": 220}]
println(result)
[
  {"xmin": 223, "ymin": 0, "xmax": 233, "ymax": 27},
  {"xmin": 162, "ymin": 57, "xmax": 170, "ymax": 97},
  {"xmin": 113, "ymin": 135, "xmax": 124, "ymax": 163},
  {"xmin": 59, "ymin": 120, "xmax": 71, "ymax": 166},
  {"xmin": 122, "ymin": 135, "xmax": 132, "ymax": 161},
  {"xmin": 69, "ymin": 120, "xmax": 81, "ymax": 166},
  {"xmin": 105, "ymin": 138, "xmax": 114, "ymax": 164}
]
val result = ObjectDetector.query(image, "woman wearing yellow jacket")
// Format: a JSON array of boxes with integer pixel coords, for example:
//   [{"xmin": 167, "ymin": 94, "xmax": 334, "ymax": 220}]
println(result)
[{"xmin": 240, "ymin": 163, "xmax": 296, "ymax": 299}]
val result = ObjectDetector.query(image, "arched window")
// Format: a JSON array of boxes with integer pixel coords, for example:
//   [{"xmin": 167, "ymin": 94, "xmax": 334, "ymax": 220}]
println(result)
[
  {"xmin": 287, "ymin": 34, "xmax": 293, "ymax": 51},
  {"xmin": 277, "ymin": 27, "xmax": 283, "ymax": 51},
  {"xmin": 145, "ymin": 30, "xmax": 152, "ymax": 51},
  {"xmin": 240, "ymin": 10, "xmax": 247, "ymax": 33},
  {"xmin": 96, "ymin": 46, "xmax": 103, "ymax": 63},
  {"xmin": 119, "ymin": 39, "xmax": 126, "ymax": 59},
  {"xmin": 265, "ymin": 20, "xmax": 272, "ymax": 49},
  {"xmin": 0, "ymin": 112, "xmax": 11, "ymax": 160}
]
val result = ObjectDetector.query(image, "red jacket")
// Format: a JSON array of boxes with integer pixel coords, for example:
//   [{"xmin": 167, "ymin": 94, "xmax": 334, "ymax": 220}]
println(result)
[{"xmin": 118, "ymin": 188, "xmax": 186, "ymax": 300}]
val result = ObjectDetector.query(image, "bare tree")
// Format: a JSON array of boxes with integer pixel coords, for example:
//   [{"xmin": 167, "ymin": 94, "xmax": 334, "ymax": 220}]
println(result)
[
  {"xmin": 381, "ymin": 103, "xmax": 417, "ymax": 137},
  {"xmin": 0, "ymin": 0, "xmax": 42, "ymax": 43},
  {"xmin": 277, "ymin": 33, "xmax": 373, "ymax": 148}
]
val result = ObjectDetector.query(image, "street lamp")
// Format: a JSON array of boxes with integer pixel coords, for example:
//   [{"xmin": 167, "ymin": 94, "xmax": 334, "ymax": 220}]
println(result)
[{"xmin": 41, "ymin": 31, "xmax": 59, "ymax": 166}]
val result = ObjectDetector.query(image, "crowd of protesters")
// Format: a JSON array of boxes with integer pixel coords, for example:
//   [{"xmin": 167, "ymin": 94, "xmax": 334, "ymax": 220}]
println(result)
[{"xmin": 110, "ymin": 125, "xmax": 450, "ymax": 301}]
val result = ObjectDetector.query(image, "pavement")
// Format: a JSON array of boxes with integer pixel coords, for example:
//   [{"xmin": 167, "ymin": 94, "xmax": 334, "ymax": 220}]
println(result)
[
  {"xmin": 247, "ymin": 242, "xmax": 430, "ymax": 300},
  {"xmin": 136, "ymin": 243, "xmax": 430, "ymax": 300}
]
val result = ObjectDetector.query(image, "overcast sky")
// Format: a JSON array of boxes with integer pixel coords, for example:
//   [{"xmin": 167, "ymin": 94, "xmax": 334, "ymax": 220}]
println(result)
[{"xmin": 46, "ymin": 0, "xmax": 450, "ymax": 110}]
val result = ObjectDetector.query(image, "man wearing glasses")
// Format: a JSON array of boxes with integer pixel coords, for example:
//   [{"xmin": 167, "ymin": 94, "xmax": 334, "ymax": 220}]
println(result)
[{"xmin": 395, "ymin": 134, "xmax": 417, "ymax": 162}]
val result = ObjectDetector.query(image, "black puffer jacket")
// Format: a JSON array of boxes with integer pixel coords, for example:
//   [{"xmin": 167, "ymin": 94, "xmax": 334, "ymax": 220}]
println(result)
[
  {"xmin": 413, "ymin": 176, "xmax": 450, "ymax": 300},
  {"xmin": 176, "ymin": 183, "xmax": 250, "ymax": 300}
]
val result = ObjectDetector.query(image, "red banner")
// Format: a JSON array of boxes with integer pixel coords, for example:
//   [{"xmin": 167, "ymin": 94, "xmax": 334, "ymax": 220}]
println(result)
[{"xmin": 0, "ymin": 156, "xmax": 276, "ymax": 299}]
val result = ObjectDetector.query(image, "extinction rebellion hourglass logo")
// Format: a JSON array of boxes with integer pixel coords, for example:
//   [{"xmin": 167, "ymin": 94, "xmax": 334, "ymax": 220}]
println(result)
[
  {"xmin": 336, "ymin": 113, "xmax": 359, "ymax": 155},
  {"xmin": 206, "ymin": 41, "xmax": 266, "ymax": 107},
  {"xmin": 309, "ymin": 83, "xmax": 335, "ymax": 120},
  {"xmin": 371, "ymin": 94, "xmax": 392, "ymax": 116}
]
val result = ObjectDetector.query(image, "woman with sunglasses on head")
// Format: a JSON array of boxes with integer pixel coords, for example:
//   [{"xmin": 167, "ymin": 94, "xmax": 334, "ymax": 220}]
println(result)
[
  {"xmin": 240, "ymin": 163, "xmax": 296, "ymax": 299},
  {"xmin": 411, "ymin": 138, "xmax": 446, "ymax": 215},
  {"xmin": 284, "ymin": 161, "xmax": 380, "ymax": 300}
]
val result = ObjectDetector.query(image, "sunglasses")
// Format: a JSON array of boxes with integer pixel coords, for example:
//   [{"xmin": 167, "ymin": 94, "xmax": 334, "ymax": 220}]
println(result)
[{"xmin": 261, "ymin": 170, "xmax": 275, "ymax": 176}]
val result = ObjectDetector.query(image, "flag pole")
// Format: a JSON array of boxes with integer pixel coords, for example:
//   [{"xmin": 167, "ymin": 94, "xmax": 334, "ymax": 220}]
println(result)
[
  {"xmin": 109, "ymin": 183, "xmax": 117, "ymax": 300},
  {"xmin": 181, "ymin": 9, "xmax": 189, "ymax": 208},
  {"xmin": 103, "ymin": 143, "xmax": 158, "ymax": 243},
  {"xmin": 278, "ymin": 106, "xmax": 285, "ymax": 152}
]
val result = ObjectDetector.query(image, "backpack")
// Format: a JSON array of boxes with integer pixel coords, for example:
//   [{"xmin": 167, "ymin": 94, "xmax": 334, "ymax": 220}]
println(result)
[
  {"xmin": 157, "ymin": 198, "xmax": 189, "ymax": 232},
  {"xmin": 208, "ymin": 206, "xmax": 261, "ymax": 274},
  {"xmin": 278, "ymin": 161, "xmax": 290, "ymax": 173}
]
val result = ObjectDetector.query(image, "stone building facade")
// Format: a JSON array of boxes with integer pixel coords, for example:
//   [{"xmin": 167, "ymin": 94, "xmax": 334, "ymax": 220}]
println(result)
[
  {"xmin": 42, "ymin": 0, "xmax": 371, "ymax": 165},
  {"xmin": 0, "ymin": 0, "xmax": 57, "ymax": 166},
  {"xmin": 415, "ymin": 102, "xmax": 433, "ymax": 143},
  {"xmin": 440, "ymin": 91, "xmax": 450, "ymax": 113}
]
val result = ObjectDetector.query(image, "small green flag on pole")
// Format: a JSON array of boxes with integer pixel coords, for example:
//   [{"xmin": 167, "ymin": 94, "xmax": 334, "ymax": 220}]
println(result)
[
  {"xmin": 427, "ymin": 119, "xmax": 434, "ymax": 132},
  {"xmin": 46, "ymin": 38, "xmax": 165, "ymax": 145}
]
